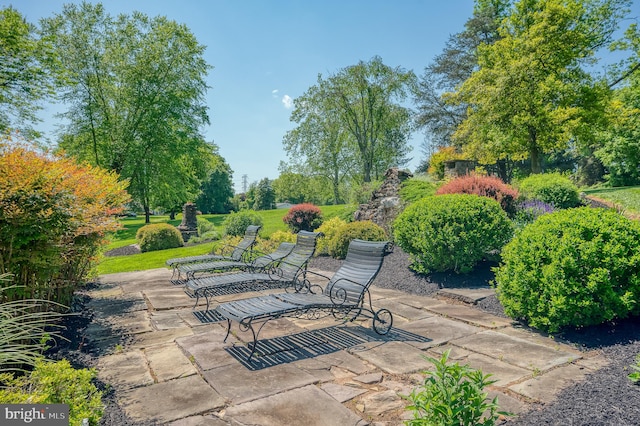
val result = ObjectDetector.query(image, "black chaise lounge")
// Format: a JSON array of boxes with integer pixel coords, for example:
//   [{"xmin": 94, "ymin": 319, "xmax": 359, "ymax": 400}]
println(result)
[
  {"xmin": 185, "ymin": 230, "xmax": 322, "ymax": 311},
  {"xmin": 166, "ymin": 225, "xmax": 261, "ymax": 279},
  {"xmin": 171, "ymin": 241, "xmax": 295, "ymax": 285},
  {"xmin": 215, "ymin": 239, "xmax": 393, "ymax": 361}
]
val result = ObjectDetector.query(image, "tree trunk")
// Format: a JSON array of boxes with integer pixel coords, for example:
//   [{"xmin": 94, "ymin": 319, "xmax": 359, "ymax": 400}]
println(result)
[
  {"xmin": 144, "ymin": 206, "xmax": 151, "ymax": 224},
  {"xmin": 529, "ymin": 127, "xmax": 542, "ymax": 174}
]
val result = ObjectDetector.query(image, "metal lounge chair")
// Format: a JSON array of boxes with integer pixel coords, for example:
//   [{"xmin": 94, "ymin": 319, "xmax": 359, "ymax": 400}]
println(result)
[
  {"xmin": 166, "ymin": 225, "xmax": 261, "ymax": 279},
  {"xmin": 215, "ymin": 239, "xmax": 393, "ymax": 361},
  {"xmin": 171, "ymin": 241, "xmax": 295, "ymax": 285},
  {"xmin": 185, "ymin": 230, "xmax": 322, "ymax": 311}
]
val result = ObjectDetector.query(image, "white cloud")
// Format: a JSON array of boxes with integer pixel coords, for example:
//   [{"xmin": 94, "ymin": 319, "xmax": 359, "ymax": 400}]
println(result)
[
  {"xmin": 282, "ymin": 94, "xmax": 293, "ymax": 109},
  {"xmin": 272, "ymin": 89, "xmax": 279, "ymax": 98}
]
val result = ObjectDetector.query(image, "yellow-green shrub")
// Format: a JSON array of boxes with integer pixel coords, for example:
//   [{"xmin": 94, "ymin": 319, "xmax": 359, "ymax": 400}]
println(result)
[
  {"xmin": 328, "ymin": 221, "xmax": 387, "ymax": 259},
  {"xmin": 314, "ymin": 217, "xmax": 347, "ymax": 256},
  {"xmin": 136, "ymin": 223, "xmax": 184, "ymax": 252},
  {"xmin": 0, "ymin": 359, "xmax": 103, "ymax": 425}
]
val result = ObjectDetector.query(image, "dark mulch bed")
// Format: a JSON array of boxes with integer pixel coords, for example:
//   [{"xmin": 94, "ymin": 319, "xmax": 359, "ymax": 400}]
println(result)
[
  {"xmin": 49, "ymin": 247, "xmax": 640, "ymax": 425},
  {"xmin": 309, "ymin": 247, "xmax": 640, "ymax": 425}
]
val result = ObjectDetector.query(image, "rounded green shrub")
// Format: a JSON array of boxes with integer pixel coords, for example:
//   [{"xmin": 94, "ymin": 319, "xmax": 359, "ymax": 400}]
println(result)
[
  {"xmin": 328, "ymin": 220, "xmax": 387, "ymax": 259},
  {"xmin": 517, "ymin": 173, "xmax": 581, "ymax": 209},
  {"xmin": 136, "ymin": 223, "xmax": 184, "ymax": 252},
  {"xmin": 495, "ymin": 207, "xmax": 640, "ymax": 333},
  {"xmin": 394, "ymin": 194, "xmax": 513, "ymax": 274},
  {"xmin": 223, "ymin": 210, "xmax": 263, "ymax": 237},
  {"xmin": 314, "ymin": 216, "xmax": 347, "ymax": 256}
]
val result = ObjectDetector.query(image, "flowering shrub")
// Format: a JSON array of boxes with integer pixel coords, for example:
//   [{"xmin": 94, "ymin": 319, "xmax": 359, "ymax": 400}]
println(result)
[
  {"xmin": 282, "ymin": 203, "xmax": 323, "ymax": 233},
  {"xmin": 513, "ymin": 199, "xmax": 555, "ymax": 228},
  {"xmin": 0, "ymin": 135, "xmax": 129, "ymax": 304},
  {"xmin": 436, "ymin": 175, "xmax": 519, "ymax": 216}
]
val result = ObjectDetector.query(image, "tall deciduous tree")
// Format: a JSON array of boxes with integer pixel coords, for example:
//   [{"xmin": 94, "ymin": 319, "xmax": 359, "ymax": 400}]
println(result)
[
  {"xmin": 449, "ymin": 0, "xmax": 627, "ymax": 174},
  {"xmin": 0, "ymin": 7, "xmax": 56, "ymax": 135},
  {"xmin": 41, "ymin": 2, "xmax": 215, "ymax": 222},
  {"xmin": 284, "ymin": 56, "xmax": 416, "ymax": 189}
]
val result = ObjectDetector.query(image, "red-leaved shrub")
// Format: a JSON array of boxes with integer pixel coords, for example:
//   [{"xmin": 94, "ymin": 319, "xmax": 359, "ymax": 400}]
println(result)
[
  {"xmin": 282, "ymin": 203, "xmax": 323, "ymax": 232},
  {"xmin": 436, "ymin": 175, "xmax": 519, "ymax": 216}
]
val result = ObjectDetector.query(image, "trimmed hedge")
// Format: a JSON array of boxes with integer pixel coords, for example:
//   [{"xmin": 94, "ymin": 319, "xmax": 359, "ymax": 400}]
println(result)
[
  {"xmin": 517, "ymin": 173, "xmax": 581, "ymax": 209},
  {"xmin": 328, "ymin": 220, "xmax": 387, "ymax": 259},
  {"xmin": 136, "ymin": 223, "xmax": 184, "ymax": 252},
  {"xmin": 495, "ymin": 207, "xmax": 640, "ymax": 333},
  {"xmin": 394, "ymin": 194, "xmax": 513, "ymax": 274}
]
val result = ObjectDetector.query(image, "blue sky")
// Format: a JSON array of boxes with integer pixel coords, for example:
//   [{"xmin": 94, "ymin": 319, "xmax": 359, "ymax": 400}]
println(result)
[{"xmin": 9, "ymin": 1, "xmax": 639, "ymax": 191}]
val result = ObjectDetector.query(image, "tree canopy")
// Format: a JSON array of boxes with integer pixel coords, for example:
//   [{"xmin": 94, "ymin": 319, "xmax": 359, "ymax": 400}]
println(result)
[
  {"xmin": 41, "ymin": 2, "xmax": 219, "ymax": 222},
  {"xmin": 448, "ymin": 0, "xmax": 628, "ymax": 174},
  {"xmin": 283, "ymin": 56, "xmax": 416, "ymax": 193},
  {"xmin": 0, "ymin": 7, "xmax": 56, "ymax": 136}
]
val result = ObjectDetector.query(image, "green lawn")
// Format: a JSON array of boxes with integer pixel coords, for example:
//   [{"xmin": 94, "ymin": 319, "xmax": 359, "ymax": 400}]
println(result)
[
  {"xmin": 97, "ymin": 204, "xmax": 353, "ymax": 275},
  {"xmin": 583, "ymin": 186, "xmax": 640, "ymax": 216}
]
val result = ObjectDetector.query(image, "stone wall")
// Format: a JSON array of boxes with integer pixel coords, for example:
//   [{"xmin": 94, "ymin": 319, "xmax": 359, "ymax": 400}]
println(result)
[{"xmin": 353, "ymin": 168, "xmax": 413, "ymax": 236}]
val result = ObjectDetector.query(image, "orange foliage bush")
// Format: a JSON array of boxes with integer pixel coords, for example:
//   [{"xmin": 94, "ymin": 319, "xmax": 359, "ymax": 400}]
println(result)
[
  {"xmin": 0, "ymin": 134, "xmax": 130, "ymax": 303},
  {"xmin": 435, "ymin": 175, "xmax": 519, "ymax": 216}
]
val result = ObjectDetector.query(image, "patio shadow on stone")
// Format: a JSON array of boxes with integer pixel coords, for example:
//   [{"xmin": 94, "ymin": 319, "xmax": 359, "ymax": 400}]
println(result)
[
  {"xmin": 226, "ymin": 325, "xmax": 431, "ymax": 370},
  {"xmin": 192, "ymin": 309, "xmax": 226, "ymax": 324}
]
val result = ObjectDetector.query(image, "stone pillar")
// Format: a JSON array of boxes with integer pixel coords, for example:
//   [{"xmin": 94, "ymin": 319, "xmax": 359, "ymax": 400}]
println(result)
[{"xmin": 177, "ymin": 203, "xmax": 198, "ymax": 242}]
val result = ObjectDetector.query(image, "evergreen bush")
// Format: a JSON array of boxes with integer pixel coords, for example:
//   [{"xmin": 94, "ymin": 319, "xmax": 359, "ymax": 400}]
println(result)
[
  {"xmin": 436, "ymin": 175, "xmax": 519, "ymax": 216},
  {"xmin": 394, "ymin": 194, "xmax": 513, "ymax": 274},
  {"xmin": 517, "ymin": 173, "xmax": 582, "ymax": 209},
  {"xmin": 136, "ymin": 223, "xmax": 184, "ymax": 252},
  {"xmin": 223, "ymin": 210, "xmax": 263, "ymax": 236},
  {"xmin": 496, "ymin": 207, "xmax": 640, "ymax": 333},
  {"xmin": 328, "ymin": 220, "xmax": 387, "ymax": 259},
  {"xmin": 282, "ymin": 203, "xmax": 323, "ymax": 233}
]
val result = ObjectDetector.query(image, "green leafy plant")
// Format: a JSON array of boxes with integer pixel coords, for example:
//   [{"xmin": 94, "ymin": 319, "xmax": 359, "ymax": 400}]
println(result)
[
  {"xmin": 0, "ymin": 275, "xmax": 64, "ymax": 372},
  {"xmin": 314, "ymin": 216, "xmax": 347, "ymax": 256},
  {"xmin": 496, "ymin": 207, "xmax": 640, "ymax": 333},
  {"xmin": 327, "ymin": 220, "xmax": 387, "ymax": 259},
  {"xmin": 394, "ymin": 194, "xmax": 513, "ymax": 274},
  {"xmin": 628, "ymin": 354, "xmax": 640, "ymax": 383},
  {"xmin": 517, "ymin": 173, "xmax": 582, "ymax": 209},
  {"xmin": 0, "ymin": 359, "xmax": 103, "ymax": 425},
  {"xmin": 136, "ymin": 223, "xmax": 184, "ymax": 252},
  {"xmin": 399, "ymin": 177, "xmax": 439, "ymax": 204},
  {"xmin": 223, "ymin": 210, "xmax": 263, "ymax": 237},
  {"xmin": 405, "ymin": 349, "xmax": 508, "ymax": 425}
]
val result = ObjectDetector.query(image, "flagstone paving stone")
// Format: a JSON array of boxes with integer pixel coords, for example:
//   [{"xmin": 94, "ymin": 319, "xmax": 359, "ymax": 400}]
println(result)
[{"xmin": 86, "ymin": 268, "xmax": 610, "ymax": 425}]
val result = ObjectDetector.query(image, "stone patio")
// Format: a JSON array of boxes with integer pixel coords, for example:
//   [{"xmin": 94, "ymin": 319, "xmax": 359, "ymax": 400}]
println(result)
[{"xmin": 82, "ymin": 267, "xmax": 605, "ymax": 425}]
